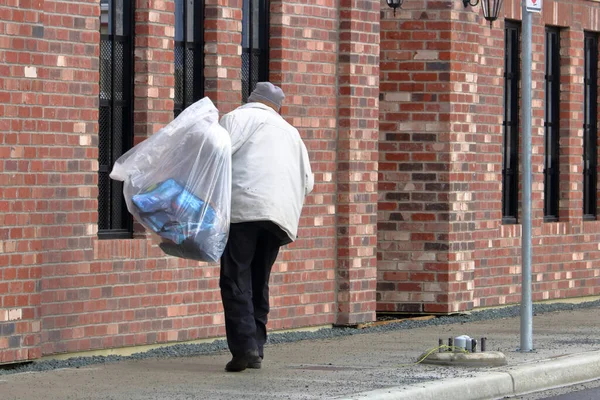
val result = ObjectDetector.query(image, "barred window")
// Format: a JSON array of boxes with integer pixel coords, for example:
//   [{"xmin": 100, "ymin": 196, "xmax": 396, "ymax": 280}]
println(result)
[
  {"xmin": 544, "ymin": 27, "xmax": 561, "ymax": 222},
  {"xmin": 174, "ymin": 0, "xmax": 204, "ymax": 117},
  {"xmin": 583, "ymin": 32, "xmax": 598, "ymax": 220},
  {"xmin": 98, "ymin": 0, "xmax": 134, "ymax": 238},
  {"xmin": 502, "ymin": 21, "xmax": 521, "ymax": 224},
  {"xmin": 242, "ymin": 0, "xmax": 269, "ymax": 102}
]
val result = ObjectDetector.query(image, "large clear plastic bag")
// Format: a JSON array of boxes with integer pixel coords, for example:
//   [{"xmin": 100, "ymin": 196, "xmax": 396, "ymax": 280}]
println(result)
[{"xmin": 110, "ymin": 97, "xmax": 232, "ymax": 262}]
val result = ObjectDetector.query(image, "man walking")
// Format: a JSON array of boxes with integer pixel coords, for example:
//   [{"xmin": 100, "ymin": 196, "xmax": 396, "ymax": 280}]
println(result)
[{"xmin": 218, "ymin": 82, "xmax": 314, "ymax": 372}]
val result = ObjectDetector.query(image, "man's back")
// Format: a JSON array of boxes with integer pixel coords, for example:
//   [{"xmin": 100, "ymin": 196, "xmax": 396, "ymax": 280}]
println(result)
[{"xmin": 220, "ymin": 102, "xmax": 313, "ymax": 243}]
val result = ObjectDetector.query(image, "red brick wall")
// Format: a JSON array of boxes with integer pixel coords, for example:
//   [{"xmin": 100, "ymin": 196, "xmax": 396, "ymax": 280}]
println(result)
[
  {"xmin": 474, "ymin": 0, "xmax": 600, "ymax": 307},
  {"xmin": 8, "ymin": 0, "xmax": 600, "ymax": 364},
  {"xmin": 1, "ymin": 0, "xmax": 380, "ymax": 363},
  {"xmin": 378, "ymin": 0, "xmax": 600, "ymax": 313},
  {"xmin": 473, "ymin": 0, "xmax": 600, "ymax": 307}
]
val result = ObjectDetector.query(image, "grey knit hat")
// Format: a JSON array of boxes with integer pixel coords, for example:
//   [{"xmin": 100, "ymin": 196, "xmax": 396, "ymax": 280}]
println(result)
[{"xmin": 248, "ymin": 82, "xmax": 285, "ymax": 109}]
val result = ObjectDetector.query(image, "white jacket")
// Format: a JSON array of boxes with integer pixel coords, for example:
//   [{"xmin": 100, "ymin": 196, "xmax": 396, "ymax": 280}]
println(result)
[{"xmin": 219, "ymin": 103, "xmax": 314, "ymax": 243}]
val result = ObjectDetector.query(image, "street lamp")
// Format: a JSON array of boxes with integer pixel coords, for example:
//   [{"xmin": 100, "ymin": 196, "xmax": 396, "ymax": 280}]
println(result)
[
  {"xmin": 386, "ymin": 0, "xmax": 403, "ymax": 16},
  {"xmin": 463, "ymin": 0, "xmax": 504, "ymax": 27}
]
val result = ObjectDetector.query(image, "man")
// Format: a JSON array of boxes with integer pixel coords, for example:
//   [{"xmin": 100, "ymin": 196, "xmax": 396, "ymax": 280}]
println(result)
[{"xmin": 218, "ymin": 82, "xmax": 314, "ymax": 372}]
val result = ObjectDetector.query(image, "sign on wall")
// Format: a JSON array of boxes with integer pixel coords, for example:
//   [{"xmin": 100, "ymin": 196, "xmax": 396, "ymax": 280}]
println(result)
[{"xmin": 526, "ymin": 0, "xmax": 542, "ymax": 13}]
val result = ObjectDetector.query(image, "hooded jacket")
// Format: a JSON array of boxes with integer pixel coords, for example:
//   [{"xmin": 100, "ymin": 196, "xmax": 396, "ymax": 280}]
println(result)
[{"xmin": 219, "ymin": 103, "xmax": 314, "ymax": 244}]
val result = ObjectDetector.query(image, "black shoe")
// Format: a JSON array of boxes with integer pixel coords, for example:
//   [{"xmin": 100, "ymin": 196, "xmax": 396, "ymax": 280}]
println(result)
[
  {"xmin": 225, "ymin": 349, "xmax": 261, "ymax": 372},
  {"xmin": 247, "ymin": 358, "xmax": 262, "ymax": 369},
  {"xmin": 248, "ymin": 353, "xmax": 262, "ymax": 369}
]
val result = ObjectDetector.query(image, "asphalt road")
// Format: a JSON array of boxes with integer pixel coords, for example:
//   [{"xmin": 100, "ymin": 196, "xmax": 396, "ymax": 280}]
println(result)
[
  {"xmin": 512, "ymin": 379, "xmax": 600, "ymax": 400},
  {"xmin": 547, "ymin": 387, "xmax": 600, "ymax": 400}
]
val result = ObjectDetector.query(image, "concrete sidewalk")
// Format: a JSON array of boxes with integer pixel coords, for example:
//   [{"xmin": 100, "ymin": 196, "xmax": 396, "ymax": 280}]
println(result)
[{"xmin": 3, "ymin": 305, "xmax": 600, "ymax": 400}]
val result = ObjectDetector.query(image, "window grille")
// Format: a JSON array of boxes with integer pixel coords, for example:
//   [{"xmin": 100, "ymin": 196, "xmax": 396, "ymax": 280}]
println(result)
[
  {"xmin": 583, "ymin": 32, "xmax": 598, "ymax": 220},
  {"xmin": 98, "ymin": 0, "xmax": 134, "ymax": 238},
  {"xmin": 502, "ymin": 21, "xmax": 521, "ymax": 224},
  {"xmin": 241, "ymin": 0, "xmax": 269, "ymax": 102},
  {"xmin": 174, "ymin": 0, "xmax": 204, "ymax": 117},
  {"xmin": 543, "ymin": 27, "xmax": 561, "ymax": 222}
]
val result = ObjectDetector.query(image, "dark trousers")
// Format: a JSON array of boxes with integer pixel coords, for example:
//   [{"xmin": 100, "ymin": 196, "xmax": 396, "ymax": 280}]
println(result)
[{"xmin": 220, "ymin": 222, "xmax": 281, "ymax": 358}]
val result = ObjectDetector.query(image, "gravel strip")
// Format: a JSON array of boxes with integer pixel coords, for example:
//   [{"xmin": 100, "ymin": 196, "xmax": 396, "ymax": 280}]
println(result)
[{"xmin": 2, "ymin": 299, "xmax": 599, "ymax": 376}]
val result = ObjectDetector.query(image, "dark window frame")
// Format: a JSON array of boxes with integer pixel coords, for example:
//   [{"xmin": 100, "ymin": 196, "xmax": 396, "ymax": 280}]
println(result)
[
  {"xmin": 544, "ymin": 27, "xmax": 561, "ymax": 222},
  {"xmin": 98, "ymin": 0, "xmax": 135, "ymax": 239},
  {"xmin": 583, "ymin": 32, "xmax": 598, "ymax": 221},
  {"xmin": 174, "ymin": 0, "xmax": 204, "ymax": 117},
  {"xmin": 502, "ymin": 21, "xmax": 521, "ymax": 225},
  {"xmin": 241, "ymin": 0, "xmax": 269, "ymax": 102}
]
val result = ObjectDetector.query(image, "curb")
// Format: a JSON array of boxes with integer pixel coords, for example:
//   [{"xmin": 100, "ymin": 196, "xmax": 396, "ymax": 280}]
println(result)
[{"xmin": 338, "ymin": 350, "xmax": 600, "ymax": 400}]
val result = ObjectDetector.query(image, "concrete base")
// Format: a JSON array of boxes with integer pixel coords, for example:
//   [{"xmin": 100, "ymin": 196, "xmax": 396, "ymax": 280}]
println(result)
[{"xmin": 418, "ymin": 351, "xmax": 508, "ymax": 367}]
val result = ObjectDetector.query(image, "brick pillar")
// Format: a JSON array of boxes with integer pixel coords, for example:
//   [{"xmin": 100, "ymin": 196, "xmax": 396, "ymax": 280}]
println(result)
[
  {"xmin": 335, "ymin": 0, "xmax": 379, "ymax": 325},
  {"xmin": 204, "ymin": 0, "xmax": 242, "ymax": 113},
  {"xmin": 268, "ymin": 0, "xmax": 340, "ymax": 329},
  {"xmin": 38, "ymin": 0, "xmax": 101, "ymax": 356},
  {"xmin": 558, "ymin": 28, "xmax": 584, "ymax": 222},
  {"xmin": 470, "ymin": 14, "xmax": 517, "ymax": 308},
  {"xmin": 0, "ymin": 0, "xmax": 46, "ymax": 363},
  {"xmin": 127, "ymin": 0, "xmax": 175, "ymax": 240},
  {"xmin": 443, "ymin": 1, "xmax": 484, "ymax": 313},
  {"xmin": 1, "ymin": 0, "xmax": 102, "ymax": 361},
  {"xmin": 134, "ymin": 0, "xmax": 175, "ymax": 141},
  {"xmin": 378, "ymin": 0, "xmax": 483, "ymax": 314},
  {"xmin": 378, "ymin": 1, "xmax": 454, "ymax": 314}
]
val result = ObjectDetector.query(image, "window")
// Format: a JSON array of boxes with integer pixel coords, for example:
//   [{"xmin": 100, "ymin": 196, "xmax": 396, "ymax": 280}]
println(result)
[
  {"xmin": 544, "ymin": 27, "xmax": 561, "ymax": 222},
  {"xmin": 241, "ymin": 0, "xmax": 269, "ymax": 102},
  {"xmin": 98, "ymin": 0, "xmax": 134, "ymax": 238},
  {"xmin": 584, "ymin": 32, "xmax": 598, "ymax": 220},
  {"xmin": 174, "ymin": 0, "xmax": 204, "ymax": 117},
  {"xmin": 502, "ymin": 21, "xmax": 521, "ymax": 224}
]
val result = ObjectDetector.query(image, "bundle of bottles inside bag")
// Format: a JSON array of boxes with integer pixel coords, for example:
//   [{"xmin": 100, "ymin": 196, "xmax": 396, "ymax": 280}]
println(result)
[{"xmin": 110, "ymin": 98, "xmax": 232, "ymax": 262}]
